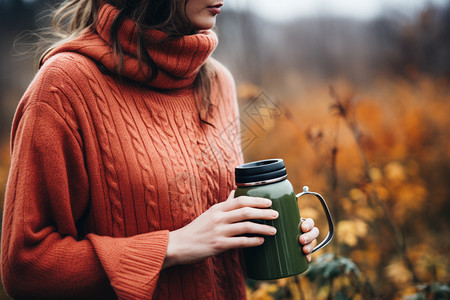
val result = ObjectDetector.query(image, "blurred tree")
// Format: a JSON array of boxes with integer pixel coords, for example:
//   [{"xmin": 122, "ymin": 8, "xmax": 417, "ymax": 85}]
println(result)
[{"xmin": 388, "ymin": 4, "xmax": 450, "ymax": 78}]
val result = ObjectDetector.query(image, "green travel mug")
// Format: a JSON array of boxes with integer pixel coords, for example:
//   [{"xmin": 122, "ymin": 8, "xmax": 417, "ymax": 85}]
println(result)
[{"xmin": 235, "ymin": 158, "xmax": 334, "ymax": 280}]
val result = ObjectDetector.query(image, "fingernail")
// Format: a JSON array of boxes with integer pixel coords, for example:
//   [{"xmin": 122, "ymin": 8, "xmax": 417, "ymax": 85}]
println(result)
[
  {"xmin": 265, "ymin": 199, "xmax": 272, "ymax": 206},
  {"xmin": 272, "ymin": 210, "xmax": 279, "ymax": 218},
  {"xmin": 271, "ymin": 227, "xmax": 277, "ymax": 235}
]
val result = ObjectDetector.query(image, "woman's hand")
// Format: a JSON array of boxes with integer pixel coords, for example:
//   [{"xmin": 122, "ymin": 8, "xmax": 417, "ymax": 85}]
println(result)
[
  {"xmin": 299, "ymin": 218, "xmax": 320, "ymax": 262},
  {"xmin": 163, "ymin": 191, "xmax": 278, "ymax": 269}
]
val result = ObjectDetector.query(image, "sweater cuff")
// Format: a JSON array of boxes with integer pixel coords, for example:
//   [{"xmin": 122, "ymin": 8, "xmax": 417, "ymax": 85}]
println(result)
[{"xmin": 88, "ymin": 230, "xmax": 169, "ymax": 300}]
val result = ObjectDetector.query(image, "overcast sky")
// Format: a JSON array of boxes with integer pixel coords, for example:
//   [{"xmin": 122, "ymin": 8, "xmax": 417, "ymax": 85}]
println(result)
[{"xmin": 226, "ymin": 0, "xmax": 449, "ymax": 21}]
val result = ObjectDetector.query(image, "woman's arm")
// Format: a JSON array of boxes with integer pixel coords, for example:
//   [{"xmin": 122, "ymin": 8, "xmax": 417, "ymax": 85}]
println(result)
[
  {"xmin": 163, "ymin": 191, "xmax": 277, "ymax": 268},
  {"xmin": 163, "ymin": 191, "xmax": 319, "ymax": 268},
  {"xmin": 1, "ymin": 101, "xmax": 168, "ymax": 299}
]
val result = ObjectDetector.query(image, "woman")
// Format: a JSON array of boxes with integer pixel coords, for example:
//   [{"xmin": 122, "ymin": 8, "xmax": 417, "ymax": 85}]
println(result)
[{"xmin": 1, "ymin": 0, "xmax": 320, "ymax": 299}]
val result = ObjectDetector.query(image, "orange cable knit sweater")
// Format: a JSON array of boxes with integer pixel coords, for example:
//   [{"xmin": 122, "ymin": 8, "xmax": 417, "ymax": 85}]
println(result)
[{"xmin": 1, "ymin": 4, "xmax": 245, "ymax": 299}]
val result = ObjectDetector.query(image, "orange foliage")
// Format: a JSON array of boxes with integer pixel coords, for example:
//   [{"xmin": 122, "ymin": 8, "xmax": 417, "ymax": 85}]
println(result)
[
  {"xmin": 238, "ymin": 74, "xmax": 450, "ymax": 298},
  {"xmin": 0, "ymin": 140, "xmax": 10, "ymax": 209}
]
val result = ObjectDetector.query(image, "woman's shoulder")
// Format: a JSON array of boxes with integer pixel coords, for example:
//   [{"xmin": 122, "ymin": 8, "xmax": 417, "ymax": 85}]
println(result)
[
  {"xmin": 208, "ymin": 58, "xmax": 239, "ymax": 115},
  {"xmin": 38, "ymin": 51, "xmax": 100, "ymax": 86},
  {"xmin": 209, "ymin": 57, "xmax": 235, "ymax": 88},
  {"xmin": 23, "ymin": 52, "xmax": 101, "ymax": 106},
  {"xmin": 16, "ymin": 52, "xmax": 102, "ymax": 124}
]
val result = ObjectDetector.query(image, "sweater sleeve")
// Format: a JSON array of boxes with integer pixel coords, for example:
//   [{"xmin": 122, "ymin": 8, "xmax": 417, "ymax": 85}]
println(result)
[{"xmin": 1, "ymin": 100, "xmax": 169, "ymax": 299}]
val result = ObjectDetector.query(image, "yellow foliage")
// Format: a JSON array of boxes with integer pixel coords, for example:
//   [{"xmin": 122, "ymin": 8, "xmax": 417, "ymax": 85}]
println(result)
[
  {"xmin": 170, "ymin": 74, "xmax": 450, "ymax": 297},
  {"xmin": 397, "ymin": 285, "xmax": 420, "ymax": 298},
  {"xmin": 0, "ymin": 141, "xmax": 11, "ymax": 208},
  {"xmin": 369, "ymin": 167, "xmax": 383, "ymax": 182},
  {"xmin": 288, "ymin": 281, "xmax": 301, "ymax": 300},
  {"xmin": 349, "ymin": 188, "xmax": 367, "ymax": 202},
  {"xmin": 392, "ymin": 183, "xmax": 428, "ymax": 221},
  {"xmin": 299, "ymin": 207, "xmax": 319, "ymax": 220},
  {"xmin": 386, "ymin": 261, "xmax": 413, "ymax": 287},
  {"xmin": 237, "ymin": 82, "xmax": 262, "ymax": 100},
  {"xmin": 340, "ymin": 197, "xmax": 353, "ymax": 214},
  {"xmin": 397, "ymin": 184, "xmax": 427, "ymax": 204},
  {"xmin": 247, "ymin": 283, "xmax": 278, "ymax": 300},
  {"xmin": 355, "ymin": 206, "xmax": 377, "ymax": 221},
  {"xmin": 352, "ymin": 247, "xmax": 381, "ymax": 268},
  {"xmin": 384, "ymin": 161, "xmax": 407, "ymax": 182},
  {"xmin": 276, "ymin": 278, "xmax": 288, "ymax": 287},
  {"xmin": 337, "ymin": 219, "xmax": 368, "ymax": 247}
]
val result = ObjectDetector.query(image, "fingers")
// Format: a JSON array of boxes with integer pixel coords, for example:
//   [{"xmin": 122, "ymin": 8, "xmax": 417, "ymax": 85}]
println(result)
[
  {"xmin": 224, "ymin": 221, "xmax": 277, "ymax": 237},
  {"xmin": 224, "ymin": 206, "xmax": 278, "ymax": 223},
  {"xmin": 225, "ymin": 236, "xmax": 266, "ymax": 249},
  {"xmin": 299, "ymin": 218, "xmax": 319, "ymax": 254},
  {"xmin": 300, "ymin": 217, "xmax": 319, "ymax": 256},
  {"xmin": 302, "ymin": 238, "xmax": 317, "ymax": 255},
  {"xmin": 299, "ymin": 226, "xmax": 319, "ymax": 245},
  {"xmin": 222, "ymin": 195, "xmax": 272, "ymax": 211},
  {"xmin": 300, "ymin": 217, "xmax": 319, "ymax": 257},
  {"xmin": 301, "ymin": 218, "xmax": 315, "ymax": 232}
]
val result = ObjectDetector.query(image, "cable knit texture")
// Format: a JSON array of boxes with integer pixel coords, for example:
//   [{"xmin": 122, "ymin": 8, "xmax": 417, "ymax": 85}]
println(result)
[{"xmin": 1, "ymin": 3, "xmax": 245, "ymax": 299}]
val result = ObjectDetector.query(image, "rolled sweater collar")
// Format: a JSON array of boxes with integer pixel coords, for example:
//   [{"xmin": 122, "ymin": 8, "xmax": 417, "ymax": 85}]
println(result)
[{"xmin": 41, "ymin": 3, "xmax": 218, "ymax": 89}]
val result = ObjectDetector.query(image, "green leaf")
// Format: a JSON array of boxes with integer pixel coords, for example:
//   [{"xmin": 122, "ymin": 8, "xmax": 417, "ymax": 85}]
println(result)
[
  {"xmin": 431, "ymin": 282, "xmax": 450, "ymax": 299},
  {"xmin": 340, "ymin": 257, "xmax": 360, "ymax": 275},
  {"xmin": 323, "ymin": 260, "xmax": 341, "ymax": 279},
  {"xmin": 403, "ymin": 293, "xmax": 425, "ymax": 300},
  {"xmin": 336, "ymin": 291, "xmax": 351, "ymax": 300}
]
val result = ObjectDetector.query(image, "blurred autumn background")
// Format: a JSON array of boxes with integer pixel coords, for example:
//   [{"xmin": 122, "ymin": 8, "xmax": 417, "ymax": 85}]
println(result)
[{"xmin": 1, "ymin": 0, "xmax": 450, "ymax": 299}]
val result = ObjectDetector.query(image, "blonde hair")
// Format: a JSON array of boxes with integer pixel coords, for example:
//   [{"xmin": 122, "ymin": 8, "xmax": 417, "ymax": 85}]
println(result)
[{"xmin": 40, "ymin": 0, "xmax": 217, "ymax": 123}]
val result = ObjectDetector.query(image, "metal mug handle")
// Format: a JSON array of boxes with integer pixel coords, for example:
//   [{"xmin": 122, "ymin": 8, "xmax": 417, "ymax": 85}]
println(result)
[{"xmin": 296, "ymin": 186, "xmax": 335, "ymax": 253}]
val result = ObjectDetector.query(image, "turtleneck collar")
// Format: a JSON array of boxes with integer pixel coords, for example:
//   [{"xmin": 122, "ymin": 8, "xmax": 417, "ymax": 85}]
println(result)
[{"xmin": 41, "ymin": 3, "xmax": 218, "ymax": 90}]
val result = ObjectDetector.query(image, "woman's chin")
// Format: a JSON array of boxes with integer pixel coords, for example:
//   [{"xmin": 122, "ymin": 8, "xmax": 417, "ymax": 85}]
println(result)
[{"xmin": 191, "ymin": 19, "xmax": 216, "ymax": 32}]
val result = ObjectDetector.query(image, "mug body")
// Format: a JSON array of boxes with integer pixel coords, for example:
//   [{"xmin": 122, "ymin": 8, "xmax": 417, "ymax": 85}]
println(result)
[{"xmin": 235, "ymin": 179, "xmax": 309, "ymax": 280}]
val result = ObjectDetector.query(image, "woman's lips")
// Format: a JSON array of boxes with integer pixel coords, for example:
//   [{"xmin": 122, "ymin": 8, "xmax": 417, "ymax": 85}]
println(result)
[{"xmin": 208, "ymin": 4, "xmax": 222, "ymax": 15}]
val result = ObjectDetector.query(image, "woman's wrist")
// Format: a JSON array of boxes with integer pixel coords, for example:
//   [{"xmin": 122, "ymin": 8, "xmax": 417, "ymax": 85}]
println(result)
[{"xmin": 162, "ymin": 230, "xmax": 180, "ymax": 269}]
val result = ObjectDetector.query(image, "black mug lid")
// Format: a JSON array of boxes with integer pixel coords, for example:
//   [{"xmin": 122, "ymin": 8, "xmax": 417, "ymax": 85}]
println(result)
[{"xmin": 235, "ymin": 159, "xmax": 287, "ymax": 185}]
